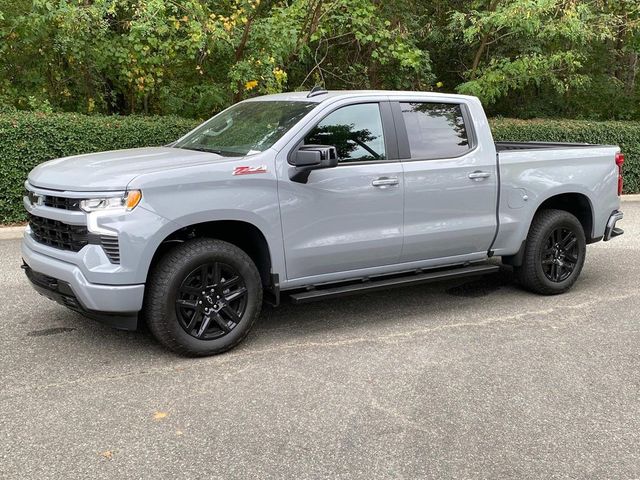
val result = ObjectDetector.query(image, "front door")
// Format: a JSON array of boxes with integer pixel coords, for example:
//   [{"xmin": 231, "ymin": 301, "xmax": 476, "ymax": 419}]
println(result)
[{"xmin": 277, "ymin": 102, "xmax": 404, "ymax": 281}]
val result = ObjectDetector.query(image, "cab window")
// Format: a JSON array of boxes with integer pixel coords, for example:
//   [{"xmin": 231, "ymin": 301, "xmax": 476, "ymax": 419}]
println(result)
[
  {"xmin": 400, "ymin": 102, "xmax": 471, "ymax": 159},
  {"xmin": 305, "ymin": 103, "xmax": 386, "ymax": 163}
]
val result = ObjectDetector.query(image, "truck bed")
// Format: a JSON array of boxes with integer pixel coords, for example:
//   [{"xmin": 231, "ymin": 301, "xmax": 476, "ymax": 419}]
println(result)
[{"xmin": 495, "ymin": 141, "xmax": 607, "ymax": 152}]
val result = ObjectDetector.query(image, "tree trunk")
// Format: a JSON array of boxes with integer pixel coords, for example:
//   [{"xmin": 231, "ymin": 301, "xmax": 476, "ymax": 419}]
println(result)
[
  {"xmin": 233, "ymin": 15, "xmax": 257, "ymax": 102},
  {"xmin": 470, "ymin": 0, "xmax": 500, "ymax": 79}
]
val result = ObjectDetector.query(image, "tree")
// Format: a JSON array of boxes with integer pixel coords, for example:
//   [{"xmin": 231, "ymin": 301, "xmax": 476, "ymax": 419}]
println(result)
[
  {"xmin": 0, "ymin": 0, "xmax": 432, "ymax": 117},
  {"xmin": 0, "ymin": 0, "xmax": 638, "ymax": 120}
]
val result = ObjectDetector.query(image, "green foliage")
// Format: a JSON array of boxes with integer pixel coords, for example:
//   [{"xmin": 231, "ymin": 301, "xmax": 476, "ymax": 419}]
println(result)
[
  {"xmin": 426, "ymin": 0, "xmax": 640, "ymax": 119},
  {"xmin": 281, "ymin": 0, "xmax": 433, "ymax": 90},
  {"xmin": 451, "ymin": 0, "xmax": 617, "ymax": 103},
  {"xmin": 1, "ymin": 1, "xmax": 638, "ymax": 119},
  {"xmin": 0, "ymin": 112, "xmax": 198, "ymax": 223},
  {"xmin": 491, "ymin": 118, "xmax": 640, "ymax": 193},
  {"xmin": 458, "ymin": 52, "xmax": 590, "ymax": 105},
  {"xmin": 0, "ymin": 0, "xmax": 431, "ymax": 117}
]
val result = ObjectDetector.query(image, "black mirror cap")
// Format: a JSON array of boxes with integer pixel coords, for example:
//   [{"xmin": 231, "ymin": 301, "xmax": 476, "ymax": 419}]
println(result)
[
  {"xmin": 293, "ymin": 149, "xmax": 322, "ymax": 167},
  {"xmin": 299, "ymin": 144, "xmax": 338, "ymax": 167},
  {"xmin": 290, "ymin": 145, "xmax": 338, "ymax": 183}
]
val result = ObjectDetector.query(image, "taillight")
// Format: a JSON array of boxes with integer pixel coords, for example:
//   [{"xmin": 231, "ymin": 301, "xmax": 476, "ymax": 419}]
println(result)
[{"xmin": 615, "ymin": 152, "xmax": 624, "ymax": 196}]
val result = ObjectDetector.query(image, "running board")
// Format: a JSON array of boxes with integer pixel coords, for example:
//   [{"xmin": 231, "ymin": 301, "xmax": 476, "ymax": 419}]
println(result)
[{"xmin": 288, "ymin": 264, "xmax": 500, "ymax": 304}]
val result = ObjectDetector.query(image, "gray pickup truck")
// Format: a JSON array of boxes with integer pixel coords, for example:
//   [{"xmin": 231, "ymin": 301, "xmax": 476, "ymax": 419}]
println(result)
[{"xmin": 22, "ymin": 89, "xmax": 625, "ymax": 356}]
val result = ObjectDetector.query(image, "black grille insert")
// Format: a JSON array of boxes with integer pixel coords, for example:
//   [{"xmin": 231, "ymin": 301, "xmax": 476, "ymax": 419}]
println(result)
[
  {"xmin": 28, "ymin": 214, "xmax": 89, "ymax": 252},
  {"xmin": 42, "ymin": 195, "xmax": 82, "ymax": 211}
]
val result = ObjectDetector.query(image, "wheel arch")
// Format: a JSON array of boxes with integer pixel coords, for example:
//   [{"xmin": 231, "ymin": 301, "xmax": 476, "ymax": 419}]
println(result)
[
  {"xmin": 535, "ymin": 192, "xmax": 595, "ymax": 242},
  {"xmin": 503, "ymin": 191, "xmax": 595, "ymax": 267},
  {"xmin": 147, "ymin": 220, "xmax": 275, "ymax": 289}
]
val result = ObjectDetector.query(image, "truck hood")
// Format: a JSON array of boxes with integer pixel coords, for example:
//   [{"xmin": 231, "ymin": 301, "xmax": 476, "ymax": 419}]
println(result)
[{"xmin": 28, "ymin": 147, "xmax": 237, "ymax": 191}]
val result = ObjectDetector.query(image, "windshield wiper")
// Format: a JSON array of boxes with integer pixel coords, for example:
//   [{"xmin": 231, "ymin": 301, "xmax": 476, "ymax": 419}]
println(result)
[
  {"xmin": 179, "ymin": 145, "xmax": 242, "ymax": 157},
  {"xmin": 179, "ymin": 145, "xmax": 224, "ymax": 155}
]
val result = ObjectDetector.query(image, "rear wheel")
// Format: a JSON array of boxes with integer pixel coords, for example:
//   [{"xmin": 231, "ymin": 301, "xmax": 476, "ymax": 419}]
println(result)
[
  {"xmin": 515, "ymin": 209, "xmax": 586, "ymax": 295},
  {"xmin": 145, "ymin": 238, "xmax": 262, "ymax": 356}
]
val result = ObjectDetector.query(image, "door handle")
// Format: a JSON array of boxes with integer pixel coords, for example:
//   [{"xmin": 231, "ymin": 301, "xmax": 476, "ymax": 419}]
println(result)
[
  {"xmin": 468, "ymin": 171, "xmax": 491, "ymax": 181},
  {"xmin": 372, "ymin": 177, "xmax": 399, "ymax": 187}
]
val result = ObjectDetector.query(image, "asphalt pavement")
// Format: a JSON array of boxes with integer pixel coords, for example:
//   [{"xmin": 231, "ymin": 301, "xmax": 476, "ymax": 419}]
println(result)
[{"xmin": 1, "ymin": 202, "xmax": 639, "ymax": 479}]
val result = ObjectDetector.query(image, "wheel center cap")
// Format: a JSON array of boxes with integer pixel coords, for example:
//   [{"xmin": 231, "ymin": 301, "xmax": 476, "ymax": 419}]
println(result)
[{"xmin": 203, "ymin": 295, "xmax": 224, "ymax": 312}]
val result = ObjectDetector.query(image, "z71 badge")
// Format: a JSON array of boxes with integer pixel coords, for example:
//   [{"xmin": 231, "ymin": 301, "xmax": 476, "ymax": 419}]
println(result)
[{"xmin": 233, "ymin": 165, "xmax": 267, "ymax": 176}]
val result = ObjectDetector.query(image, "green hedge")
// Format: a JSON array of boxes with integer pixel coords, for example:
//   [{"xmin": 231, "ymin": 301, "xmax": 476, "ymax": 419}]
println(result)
[{"xmin": 0, "ymin": 112, "xmax": 638, "ymax": 224}]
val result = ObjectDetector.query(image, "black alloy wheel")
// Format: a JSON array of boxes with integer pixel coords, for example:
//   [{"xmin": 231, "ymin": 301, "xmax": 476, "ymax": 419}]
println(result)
[
  {"xmin": 176, "ymin": 262, "xmax": 248, "ymax": 340},
  {"xmin": 514, "ymin": 209, "xmax": 586, "ymax": 295},
  {"xmin": 541, "ymin": 227, "xmax": 579, "ymax": 283},
  {"xmin": 145, "ymin": 238, "xmax": 262, "ymax": 356}
]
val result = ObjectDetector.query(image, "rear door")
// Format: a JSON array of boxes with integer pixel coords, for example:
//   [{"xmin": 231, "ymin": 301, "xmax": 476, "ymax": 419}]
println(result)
[
  {"xmin": 393, "ymin": 100, "xmax": 498, "ymax": 263},
  {"xmin": 277, "ymin": 101, "xmax": 404, "ymax": 281}
]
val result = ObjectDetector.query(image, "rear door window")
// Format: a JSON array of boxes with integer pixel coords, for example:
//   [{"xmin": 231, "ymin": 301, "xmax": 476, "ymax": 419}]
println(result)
[{"xmin": 400, "ymin": 103, "xmax": 471, "ymax": 159}]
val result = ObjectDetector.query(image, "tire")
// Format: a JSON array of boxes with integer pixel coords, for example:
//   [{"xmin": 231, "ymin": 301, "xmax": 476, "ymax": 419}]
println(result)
[
  {"xmin": 515, "ymin": 209, "xmax": 586, "ymax": 295},
  {"xmin": 144, "ymin": 238, "xmax": 263, "ymax": 356}
]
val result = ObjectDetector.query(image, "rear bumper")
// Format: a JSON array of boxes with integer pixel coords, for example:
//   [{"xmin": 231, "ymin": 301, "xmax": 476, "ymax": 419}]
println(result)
[
  {"xmin": 604, "ymin": 210, "xmax": 624, "ymax": 241},
  {"xmin": 21, "ymin": 239, "xmax": 144, "ymax": 330}
]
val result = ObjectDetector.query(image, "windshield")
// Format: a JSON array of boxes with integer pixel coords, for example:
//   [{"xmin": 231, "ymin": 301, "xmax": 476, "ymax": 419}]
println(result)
[{"xmin": 175, "ymin": 100, "xmax": 316, "ymax": 156}]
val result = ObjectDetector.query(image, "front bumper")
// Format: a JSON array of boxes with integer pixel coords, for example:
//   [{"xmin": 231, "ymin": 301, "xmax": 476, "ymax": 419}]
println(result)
[
  {"xmin": 604, "ymin": 210, "xmax": 624, "ymax": 241},
  {"xmin": 22, "ymin": 239, "xmax": 144, "ymax": 330}
]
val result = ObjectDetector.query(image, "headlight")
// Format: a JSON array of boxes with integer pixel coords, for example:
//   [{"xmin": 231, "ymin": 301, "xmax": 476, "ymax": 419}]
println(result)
[{"xmin": 79, "ymin": 190, "xmax": 142, "ymax": 213}]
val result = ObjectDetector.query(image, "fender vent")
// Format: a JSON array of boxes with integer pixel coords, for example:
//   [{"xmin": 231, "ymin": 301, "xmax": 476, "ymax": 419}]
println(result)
[{"xmin": 100, "ymin": 235, "xmax": 120, "ymax": 264}]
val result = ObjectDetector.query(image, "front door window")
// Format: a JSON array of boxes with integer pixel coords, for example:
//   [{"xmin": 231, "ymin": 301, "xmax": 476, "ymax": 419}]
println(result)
[{"xmin": 304, "ymin": 103, "xmax": 386, "ymax": 162}]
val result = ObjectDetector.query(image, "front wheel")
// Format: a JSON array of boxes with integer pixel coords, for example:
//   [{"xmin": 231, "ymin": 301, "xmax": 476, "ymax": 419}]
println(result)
[
  {"xmin": 515, "ymin": 209, "xmax": 586, "ymax": 295},
  {"xmin": 145, "ymin": 238, "xmax": 263, "ymax": 356}
]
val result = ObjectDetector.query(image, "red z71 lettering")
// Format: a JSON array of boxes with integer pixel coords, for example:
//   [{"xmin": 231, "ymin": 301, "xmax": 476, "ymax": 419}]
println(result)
[{"xmin": 233, "ymin": 165, "xmax": 267, "ymax": 176}]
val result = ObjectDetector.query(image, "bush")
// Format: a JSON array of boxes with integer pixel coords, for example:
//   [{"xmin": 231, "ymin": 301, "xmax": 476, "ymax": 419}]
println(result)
[
  {"xmin": 0, "ymin": 113, "xmax": 637, "ymax": 224},
  {"xmin": 0, "ymin": 112, "xmax": 199, "ymax": 223},
  {"xmin": 491, "ymin": 118, "xmax": 640, "ymax": 194}
]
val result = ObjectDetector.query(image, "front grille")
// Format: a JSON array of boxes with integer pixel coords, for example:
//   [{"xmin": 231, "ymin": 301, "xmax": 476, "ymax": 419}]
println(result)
[
  {"xmin": 28, "ymin": 214, "xmax": 89, "ymax": 252},
  {"xmin": 42, "ymin": 195, "xmax": 81, "ymax": 211},
  {"xmin": 28, "ymin": 214, "xmax": 121, "ymax": 263},
  {"xmin": 100, "ymin": 235, "xmax": 120, "ymax": 263},
  {"xmin": 26, "ymin": 189, "xmax": 83, "ymax": 211}
]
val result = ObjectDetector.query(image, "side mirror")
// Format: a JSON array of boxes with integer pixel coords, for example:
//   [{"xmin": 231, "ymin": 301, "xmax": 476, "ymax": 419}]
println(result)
[
  {"xmin": 293, "ymin": 149, "xmax": 323, "ymax": 167},
  {"xmin": 290, "ymin": 145, "xmax": 338, "ymax": 183}
]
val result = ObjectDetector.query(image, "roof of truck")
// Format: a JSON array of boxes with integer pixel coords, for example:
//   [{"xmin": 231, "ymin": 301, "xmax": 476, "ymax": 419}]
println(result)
[{"xmin": 243, "ymin": 90, "xmax": 477, "ymax": 104}]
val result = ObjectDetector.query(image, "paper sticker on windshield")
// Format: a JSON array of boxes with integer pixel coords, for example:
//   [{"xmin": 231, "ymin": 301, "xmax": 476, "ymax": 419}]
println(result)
[{"xmin": 233, "ymin": 165, "xmax": 267, "ymax": 176}]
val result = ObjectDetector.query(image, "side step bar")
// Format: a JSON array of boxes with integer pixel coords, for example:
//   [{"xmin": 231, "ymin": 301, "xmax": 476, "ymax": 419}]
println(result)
[{"xmin": 288, "ymin": 264, "xmax": 500, "ymax": 304}]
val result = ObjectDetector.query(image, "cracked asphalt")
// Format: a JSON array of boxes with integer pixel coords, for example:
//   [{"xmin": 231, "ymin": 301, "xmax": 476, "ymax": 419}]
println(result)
[{"xmin": 2, "ymin": 202, "xmax": 639, "ymax": 479}]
